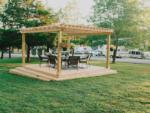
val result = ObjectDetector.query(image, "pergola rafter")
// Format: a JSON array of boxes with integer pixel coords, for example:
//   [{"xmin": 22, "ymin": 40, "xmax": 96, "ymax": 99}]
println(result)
[
  {"xmin": 20, "ymin": 23, "xmax": 113, "ymax": 35},
  {"xmin": 20, "ymin": 23, "xmax": 113, "ymax": 77}
]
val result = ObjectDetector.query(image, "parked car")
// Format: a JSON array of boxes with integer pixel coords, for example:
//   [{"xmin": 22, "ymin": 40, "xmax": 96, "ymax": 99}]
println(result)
[
  {"xmin": 74, "ymin": 45, "xmax": 92, "ymax": 54},
  {"xmin": 100, "ymin": 45, "xmax": 128, "ymax": 58},
  {"xmin": 116, "ymin": 48, "xmax": 129, "ymax": 58},
  {"xmin": 129, "ymin": 50, "xmax": 144, "ymax": 59},
  {"xmin": 91, "ymin": 50, "xmax": 102, "ymax": 56}
]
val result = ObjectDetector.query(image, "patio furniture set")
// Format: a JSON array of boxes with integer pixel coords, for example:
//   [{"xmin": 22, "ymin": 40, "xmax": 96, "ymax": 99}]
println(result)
[{"xmin": 39, "ymin": 52, "xmax": 92, "ymax": 69}]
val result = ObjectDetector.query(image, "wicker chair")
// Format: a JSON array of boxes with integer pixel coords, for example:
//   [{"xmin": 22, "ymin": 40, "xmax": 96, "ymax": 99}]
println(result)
[
  {"xmin": 79, "ymin": 53, "xmax": 92, "ymax": 67},
  {"xmin": 38, "ymin": 55, "xmax": 49, "ymax": 67},
  {"xmin": 67, "ymin": 56, "xmax": 80, "ymax": 69},
  {"xmin": 49, "ymin": 55, "xmax": 57, "ymax": 68}
]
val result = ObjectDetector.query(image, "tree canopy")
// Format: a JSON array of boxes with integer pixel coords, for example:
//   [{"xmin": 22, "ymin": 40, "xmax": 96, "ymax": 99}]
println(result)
[
  {"xmin": 0, "ymin": 0, "xmax": 58, "ymax": 59},
  {"xmin": 90, "ymin": 0, "xmax": 141, "ymax": 63}
]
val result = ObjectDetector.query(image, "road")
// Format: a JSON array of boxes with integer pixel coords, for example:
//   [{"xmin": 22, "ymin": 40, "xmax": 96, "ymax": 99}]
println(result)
[
  {"xmin": 1, "ymin": 53, "xmax": 150, "ymax": 64},
  {"xmin": 91, "ymin": 56, "xmax": 150, "ymax": 64}
]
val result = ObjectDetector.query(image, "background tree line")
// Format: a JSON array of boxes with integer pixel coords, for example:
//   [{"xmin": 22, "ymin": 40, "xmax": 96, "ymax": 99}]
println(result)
[
  {"xmin": 0, "ymin": 0, "xmax": 58, "ymax": 61},
  {"xmin": 0, "ymin": 0, "xmax": 150, "ymax": 63},
  {"xmin": 90, "ymin": 0, "xmax": 150, "ymax": 63}
]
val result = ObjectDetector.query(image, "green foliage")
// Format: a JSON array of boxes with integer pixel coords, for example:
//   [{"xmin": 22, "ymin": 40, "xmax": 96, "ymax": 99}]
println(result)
[
  {"xmin": 137, "ymin": 7, "xmax": 150, "ymax": 50},
  {"xmin": 90, "ymin": 0, "xmax": 141, "ymax": 63},
  {"xmin": 1, "ymin": 0, "xmax": 25, "ymax": 29},
  {"xmin": 0, "ymin": 0, "xmax": 57, "ymax": 29},
  {"xmin": 0, "ymin": 0, "xmax": 58, "ymax": 57},
  {"xmin": 71, "ymin": 35, "xmax": 107, "ymax": 47},
  {"xmin": 90, "ymin": 0, "xmax": 140, "ymax": 46},
  {"xmin": 86, "ymin": 35, "xmax": 107, "ymax": 47},
  {"xmin": 25, "ymin": 33, "xmax": 57, "ymax": 48},
  {"xmin": 0, "ymin": 29, "xmax": 21, "ymax": 50}
]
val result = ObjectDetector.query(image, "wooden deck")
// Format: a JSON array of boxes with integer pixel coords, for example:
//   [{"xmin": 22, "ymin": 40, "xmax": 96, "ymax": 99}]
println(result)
[{"xmin": 10, "ymin": 64, "xmax": 117, "ymax": 81}]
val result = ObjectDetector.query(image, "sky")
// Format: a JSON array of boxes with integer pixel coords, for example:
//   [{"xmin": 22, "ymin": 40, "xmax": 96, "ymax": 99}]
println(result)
[
  {"xmin": 41, "ymin": 0, "xmax": 94, "ymax": 24},
  {"xmin": 40, "ymin": 0, "xmax": 150, "ymax": 24},
  {"xmin": 141, "ymin": 0, "xmax": 150, "ymax": 7}
]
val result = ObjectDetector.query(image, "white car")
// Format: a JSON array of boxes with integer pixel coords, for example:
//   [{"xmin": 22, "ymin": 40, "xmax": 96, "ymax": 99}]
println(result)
[
  {"xmin": 129, "ymin": 50, "xmax": 143, "ymax": 59},
  {"xmin": 92, "ymin": 50, "xmax": 101, "ymax": 56}
]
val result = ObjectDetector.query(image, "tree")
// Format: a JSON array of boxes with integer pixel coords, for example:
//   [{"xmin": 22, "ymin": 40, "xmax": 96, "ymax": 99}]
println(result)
[
  {"xmin": 71, "ymin": 35, "xmax": 107, "ymax": 47},
  {"xmin": 0, "ymin": 0, "xmax": 6, "ymax": 12},
  {"xmin": 0, "ymin": 0, "xmax": 57, "ymax": 60},
  {"xmin": 0, "ymin": 0, "xmax": 27, "ymax": 59},
  {"xmin": 90, "ymin": 0, "xmax": 140, "ymax": 63},
  {"xmin": 21, "ymin": 0, "xmax": 58, "ymax": 62},
  {"xmin": 58, "ymin": 0, "xmax": 82, "ymax": 24},
  {"xmin": 138, "ymin": 7, "xmax": 150, "ymax": 50},
  {"xmin": 0, "ymin": 29, "xmax": 21, "ymax": 59}
]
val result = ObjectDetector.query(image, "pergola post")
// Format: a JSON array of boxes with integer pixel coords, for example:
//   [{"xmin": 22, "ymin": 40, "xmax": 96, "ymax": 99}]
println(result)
[
  {"xmin": 22, "ymin": 33, "xmax": 26, "ymax": 65},
  {"xmin": 106, "ymin": 34, "xmax": 111, "ymax": 69},
  {"xmin": 67, "ymin": 37, "xmax": 71, "ymax": 51},
  {"xmin": 57, "ymin": 30, "xmax": 62, "ymax": 77}
]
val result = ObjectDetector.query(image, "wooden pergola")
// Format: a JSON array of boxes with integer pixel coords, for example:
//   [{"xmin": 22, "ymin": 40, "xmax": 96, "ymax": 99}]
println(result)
[{"xmin": 20, "ymin": 23, "xmax": 113, "ymax": 77}]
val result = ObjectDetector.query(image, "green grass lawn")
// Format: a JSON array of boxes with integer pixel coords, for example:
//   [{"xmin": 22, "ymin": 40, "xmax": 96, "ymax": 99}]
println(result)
[{"xmin": 0, "ymin": 58, "xmax": 150, "ymax": 113}]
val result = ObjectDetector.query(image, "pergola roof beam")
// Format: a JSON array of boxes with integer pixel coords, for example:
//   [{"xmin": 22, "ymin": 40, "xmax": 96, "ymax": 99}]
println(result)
[{"xmin": 20, "ymin": 23, "xmax": 113, "ymax": 35}]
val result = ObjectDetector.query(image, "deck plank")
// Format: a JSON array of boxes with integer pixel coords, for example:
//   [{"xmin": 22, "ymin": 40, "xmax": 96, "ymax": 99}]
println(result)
[{"xmin": 9, "ymin": 64, "xmax": 117, "ymax": 81}]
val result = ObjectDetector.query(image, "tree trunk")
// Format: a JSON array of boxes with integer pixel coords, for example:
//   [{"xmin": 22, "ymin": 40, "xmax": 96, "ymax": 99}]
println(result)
[
  {"xmin": 1, "ymin": 50, "xmax": 4, "ymax": 59},
  {"xmin": 112, "ymin": 37, "xmax": 119, "ymax": 63},
  {"xmin": 27, "ymin": 45, "xmax": 31, "ymax": 63},
  {"xmin": 8, "ymin": 46, "xmax": 11, "ymax": 58},
  {"xmin": 47, "ymin": 45, "xmax": 49, "ymax": 52}
]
